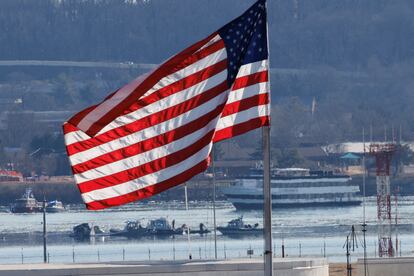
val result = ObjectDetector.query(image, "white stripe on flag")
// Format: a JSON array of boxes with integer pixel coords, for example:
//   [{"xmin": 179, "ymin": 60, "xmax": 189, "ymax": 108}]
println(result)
[
  {"xmin": 236, "ymin": 60, "xmax": 268, "ymax": 78},
  {"xmin": 216, "ymin": 103, "xmax": 269, "ymax": 131},
  {"xmin": 227, "ymin": 82, "xmax": 268, "ymax": 104}
]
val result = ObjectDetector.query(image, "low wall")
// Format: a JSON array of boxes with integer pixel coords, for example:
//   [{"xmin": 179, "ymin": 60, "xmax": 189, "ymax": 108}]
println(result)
[
  {"xmin": 0, "ymin": 258, "xmax": 328, "ymax": 276},
  {"xmin": 357, "ymin": 257, "xmax": 414, "ymax": 276}
]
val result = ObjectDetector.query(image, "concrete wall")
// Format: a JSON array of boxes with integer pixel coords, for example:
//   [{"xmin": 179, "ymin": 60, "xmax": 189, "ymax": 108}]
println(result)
[
  {"xmin": 0, "ymin": 258, "xmax": 328, "ymax": 276},
  {"xmin": 357, "ymin": 257, "xmax": 414, "ymax": 276}
]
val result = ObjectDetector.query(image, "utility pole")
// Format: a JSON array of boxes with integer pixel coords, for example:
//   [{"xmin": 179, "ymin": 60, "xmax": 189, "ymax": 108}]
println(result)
[
  {"xmin": 362, "ymin": 128, "xmax": 367, "ymax": 276},
  {"xmin": 345, "ymin": 236, "xmax": 352, "ymax": 276},
  {"xmin": 184, "ymin": 183, "xmax": 192, "ymax": 260},
  {"xmin": 212, "ymin": 147, "xmax": 218, "ymax": 259},
  {"xmin": 343, "ymin": 226, "xmax": 358, "ymax": 276},
  {"xmin": 42, "ymin": 197, "xmax": 47, "ymax": 263}
]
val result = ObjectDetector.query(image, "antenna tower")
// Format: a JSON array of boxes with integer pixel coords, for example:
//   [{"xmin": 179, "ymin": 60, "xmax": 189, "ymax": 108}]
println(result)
[{"xmin": 369, "ymin": 143, "xmax": 395, "ymax": 257}]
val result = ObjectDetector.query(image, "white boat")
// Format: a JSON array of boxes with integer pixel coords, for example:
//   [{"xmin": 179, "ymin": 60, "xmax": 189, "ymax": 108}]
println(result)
[
  {"xmin": 45, "ymin": 200, "xmax": 65, "ymax": 213},
  {"xmin": 221, "ymin": 168, "xmax": 362, "ymax": 209},
  {"xmin": 217, "ymin": 217, "xmax": 262, "ymax": 235}
]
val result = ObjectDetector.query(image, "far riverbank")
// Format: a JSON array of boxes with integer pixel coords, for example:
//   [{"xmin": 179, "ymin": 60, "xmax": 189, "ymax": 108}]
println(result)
[{"xmin": 0, "ymin": 174, "xmax": 413, "ymax": 205}]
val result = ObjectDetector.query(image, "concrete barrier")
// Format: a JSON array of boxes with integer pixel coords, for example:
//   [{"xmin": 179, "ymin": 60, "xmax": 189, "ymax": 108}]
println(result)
[
  {"xmin": 0, "ymin": 258, "xmax": 328, "ymax": 276},
  {"xmin": 357, "ymin": 257, "xmax": 414, "ymax": 276}
]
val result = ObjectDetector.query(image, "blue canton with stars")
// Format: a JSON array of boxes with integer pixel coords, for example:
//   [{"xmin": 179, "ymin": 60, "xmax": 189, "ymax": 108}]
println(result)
[{"xmin": 218, "ymin": 0, "xmax": 268, "ymax": 86}]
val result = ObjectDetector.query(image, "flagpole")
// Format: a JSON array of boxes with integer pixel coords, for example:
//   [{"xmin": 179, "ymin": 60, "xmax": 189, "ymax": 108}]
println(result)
[
  {"xmin": 212, "ymin": 147, "xmax": 218, "ymax": 259},
  {"xmin": 263, "ymin": 126, "xmax": 273, "ymax": 276},
  {"xmin": 263, "ymin": 0, "xmax": 273, "ymax": 275}
]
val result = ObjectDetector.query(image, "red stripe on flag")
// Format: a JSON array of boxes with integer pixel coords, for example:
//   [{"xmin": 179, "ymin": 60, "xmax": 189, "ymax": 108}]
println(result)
[
  {"xmin": 63, "ymin": 123, "xmax": 80, "ymax": 134},
  {"xmin": 85, "ymin": 159, "xmax": 209, "ymax": 210},
  {"xmin": 213, "ymin": 116, "xmax": 270, "ymax": 142},
  {"xmin": 67, "ymin": 79, "xmax": 228, "ymax": 155},
  {"xmin": 232, "ymin": 70, "xmax": 268, "ymax": 91},
  {"xmin": 221, "ymin": 93, "xmax": 269, "ymax": 117},
  {"xmin": 77, "ymin": 129, "xmax": 215, "ymax": 193}
]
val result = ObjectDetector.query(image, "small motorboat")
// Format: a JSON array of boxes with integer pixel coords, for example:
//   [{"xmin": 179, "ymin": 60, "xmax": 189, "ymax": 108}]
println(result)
[
  {"xmin": 10, "ymin": 188, "xmax": 42, "ymax": 213},
  {"xmin": 90, "ymin": 225, "xmax": 108, "ymax": 237},
  {"xmin": 71, "ymin": 223, "xmax": 91, "ymax": 240},
  {"xmin": 45, "ymin": 200, "xmax": 65, "ymax": 213},
  {"xmin": 183, "ymin": 223, "xmax": 211, "ymax": 235},
  {"xmin": 217, "ymin": 216, "xmax": 262, "ymax": 235},
  {"xmin": 147, "ymin": 218, "xmax": 182, "ymax": 236},
  {"xmin": 71, "ymin": 223, "xmax": 107, "ymax": 240},
  {"xmin": 109, "ymin": 220, "xmax": 148, "ymax": 238}
]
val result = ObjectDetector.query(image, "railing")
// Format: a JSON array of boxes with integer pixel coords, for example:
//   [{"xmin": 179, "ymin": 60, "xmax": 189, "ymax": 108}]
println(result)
[{"xmin": 0, "ymin": 238, "xmax": 408, "ymax": 265}]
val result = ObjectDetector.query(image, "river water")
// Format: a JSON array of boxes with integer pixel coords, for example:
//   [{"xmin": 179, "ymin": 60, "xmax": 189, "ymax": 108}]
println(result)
[{"xmin": 0, "ymin": 197, "xmax": 413, "ymax": 264}]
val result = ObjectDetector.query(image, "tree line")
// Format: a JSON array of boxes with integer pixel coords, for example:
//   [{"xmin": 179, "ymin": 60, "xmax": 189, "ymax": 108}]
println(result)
[{"xmin": 1, "ymin": 0, "xmax": 414, "ymax": 174}]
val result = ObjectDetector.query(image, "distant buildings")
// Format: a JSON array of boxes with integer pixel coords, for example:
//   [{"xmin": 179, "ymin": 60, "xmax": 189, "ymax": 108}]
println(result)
[
  {"xmin": 0, "ymin": 170, "xmax": 23, "ymax": 182},
  {"xmin": 323, "ymin": 142, "xmax": 414, "ymax": 154}
]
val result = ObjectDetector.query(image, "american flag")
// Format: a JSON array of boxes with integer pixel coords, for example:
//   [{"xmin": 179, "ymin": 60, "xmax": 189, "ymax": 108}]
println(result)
[{"xmin": 63, "ymin": 0, "xmax": 270, "ymax": 210}]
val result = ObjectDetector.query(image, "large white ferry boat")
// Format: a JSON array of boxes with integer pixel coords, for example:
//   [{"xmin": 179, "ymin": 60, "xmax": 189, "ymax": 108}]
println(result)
[{"xmin": 221, "ymin": 168, "xmax": 362, "ymax": 209}]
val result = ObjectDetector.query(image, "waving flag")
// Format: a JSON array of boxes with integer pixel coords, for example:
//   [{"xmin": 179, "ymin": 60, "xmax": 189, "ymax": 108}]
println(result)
[{"xmin": 63, "ymin": 0, "xmax": 270, "ymax": 210}]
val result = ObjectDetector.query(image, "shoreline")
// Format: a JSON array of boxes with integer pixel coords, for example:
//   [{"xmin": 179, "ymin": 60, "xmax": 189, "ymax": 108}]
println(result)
[{"xmin": 1, "ymin": 174, "xmax": 414, "ymax": 205}]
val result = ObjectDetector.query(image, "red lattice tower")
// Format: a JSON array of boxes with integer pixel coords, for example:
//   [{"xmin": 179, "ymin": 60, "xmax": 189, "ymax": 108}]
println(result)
[{"xmin": 369, "ymin": 143, "xmax": 395, "ymax": 257}]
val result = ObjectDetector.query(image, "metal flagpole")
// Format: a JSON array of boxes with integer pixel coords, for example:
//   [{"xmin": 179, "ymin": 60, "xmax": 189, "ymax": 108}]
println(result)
[
  {"xmin": 184, "ymin": 183, "xmax": 192, "ymax": 259},
  {"xmin": 263, "ymin": 0, "xmax": 273, "ymax": 275},
  {"xmin": 263, "ymin": 126, "xmax": 273, "ymax": 276},
  {"xmin": 212, "ymin": 147, "xmax": 218, "ymax": 259}
]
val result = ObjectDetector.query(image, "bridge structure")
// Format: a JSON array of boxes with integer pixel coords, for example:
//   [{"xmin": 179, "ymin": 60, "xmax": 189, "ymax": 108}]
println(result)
[{"xmin": 0, "ymin": 60, "xmax": 367, "ymax": 78}]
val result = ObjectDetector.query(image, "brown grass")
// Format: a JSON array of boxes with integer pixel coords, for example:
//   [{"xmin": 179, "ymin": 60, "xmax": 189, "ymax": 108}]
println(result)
[{"xmin": 330, "ymin": 263, "xmax": 357, "ymax": 276}]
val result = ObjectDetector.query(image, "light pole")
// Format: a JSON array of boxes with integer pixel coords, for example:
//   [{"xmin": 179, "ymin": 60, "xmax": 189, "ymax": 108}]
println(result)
[{"xmin": 43, "ymin": 197, "xmax": 47, "ymax": 263}]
